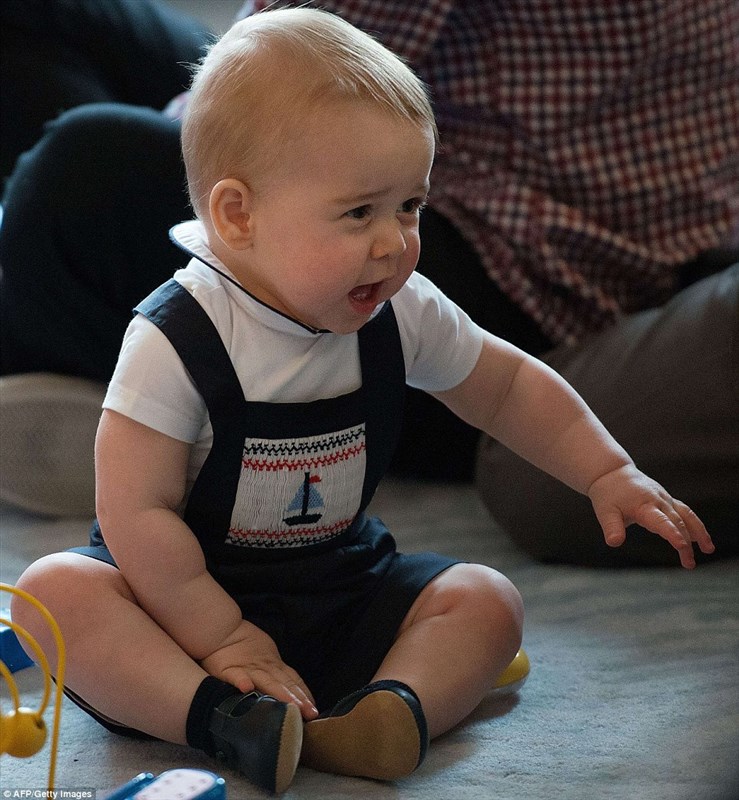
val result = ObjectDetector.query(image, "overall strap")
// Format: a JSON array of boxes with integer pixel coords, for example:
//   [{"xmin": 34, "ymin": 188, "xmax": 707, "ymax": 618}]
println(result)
[
  {"xmin": 134, "ymin": 279, "xmax": 247, "ymax": 547},
  {"xmin": 134, "ymin": 279, "xmax": 246, "ymax": 411},
  {"xmin": 357, "ymin": 301, "xmax": 406, "ymax": 511}
]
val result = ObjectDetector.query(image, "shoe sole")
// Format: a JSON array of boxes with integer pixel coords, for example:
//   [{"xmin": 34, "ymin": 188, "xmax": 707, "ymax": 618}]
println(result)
[
  {"xmin": 274, "ymin": 702, "xmax": 303, "ymax": 794},
  {"xmin": 301, "ymin": 689, "xmax": 421, "ymax": 781},
  {"xmin": 0, "ymin": 373, "xmax": 104, "ymax": 517}
]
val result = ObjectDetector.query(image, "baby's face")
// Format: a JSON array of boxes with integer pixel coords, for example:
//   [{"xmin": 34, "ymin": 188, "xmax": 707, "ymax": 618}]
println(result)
[{"xmin": 234, "ymin": 105, "xmax": 435, "ymax": 334}]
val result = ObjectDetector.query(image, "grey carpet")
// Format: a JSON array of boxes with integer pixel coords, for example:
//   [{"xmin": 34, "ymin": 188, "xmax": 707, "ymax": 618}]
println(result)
[{"xmin": 1, "ymin": 479, "xmax": 737, "ymax": 799}]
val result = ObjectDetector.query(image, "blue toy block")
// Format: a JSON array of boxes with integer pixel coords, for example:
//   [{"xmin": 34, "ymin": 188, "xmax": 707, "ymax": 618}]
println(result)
[{"xmin": 104, "ymin": 769, "xmax": 226, "ymax": 800}]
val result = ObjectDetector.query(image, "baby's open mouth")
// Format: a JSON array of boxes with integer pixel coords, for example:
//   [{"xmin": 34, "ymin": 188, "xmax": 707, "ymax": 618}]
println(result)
[{"xmin": 349, "ymin": 282, "xmax": 381, "ymax": 309}]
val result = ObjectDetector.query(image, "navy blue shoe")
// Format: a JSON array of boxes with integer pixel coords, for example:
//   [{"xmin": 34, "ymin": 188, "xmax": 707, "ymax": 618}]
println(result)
[
  {"xmin": 208, "ymin": 692, "xmax": 302, "ymax": 794},
  {"xmin": 301, "ymin": 680, "xmax": 428, "ymax": 781}
]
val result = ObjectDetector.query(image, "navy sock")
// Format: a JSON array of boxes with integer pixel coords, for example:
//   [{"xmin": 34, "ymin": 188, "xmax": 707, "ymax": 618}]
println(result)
[{"xmin": 186, "ymin": 676, "xmax": 241, "ymax": 754}]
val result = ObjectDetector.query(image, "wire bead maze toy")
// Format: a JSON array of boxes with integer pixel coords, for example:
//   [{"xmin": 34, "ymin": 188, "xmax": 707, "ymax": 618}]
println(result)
[{"xmin": 0, "ymin": 583, "xmax": 66, "ymax": 791}]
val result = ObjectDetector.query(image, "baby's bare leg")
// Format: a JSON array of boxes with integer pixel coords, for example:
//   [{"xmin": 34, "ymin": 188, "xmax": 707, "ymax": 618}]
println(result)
[
  {"xmin": 12, "ymin": 552, "xmax": 206, "ymax": 743},
  {"xmin": 374, "ymin": 563, "xmax": 524, "ymax": 738}
]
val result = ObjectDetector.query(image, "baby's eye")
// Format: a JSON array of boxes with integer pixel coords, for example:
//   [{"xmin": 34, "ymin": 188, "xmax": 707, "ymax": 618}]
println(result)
[
  {"xmin": 399, "ymin": 197, "xmax": 428, "ymax": 215},
  {"xmin": 345, "ymin": 205, "xmax": 371, "ymax": 220}
]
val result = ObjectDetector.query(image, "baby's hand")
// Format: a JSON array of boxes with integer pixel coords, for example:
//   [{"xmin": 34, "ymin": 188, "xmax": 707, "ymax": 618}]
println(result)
[
  {"xmin": 200, "ymin": 619, "xmax": 319, "ymax": 719},
  {"xmin": 587, "ymin": 464, "xmax": 715, "ymax": 569}
]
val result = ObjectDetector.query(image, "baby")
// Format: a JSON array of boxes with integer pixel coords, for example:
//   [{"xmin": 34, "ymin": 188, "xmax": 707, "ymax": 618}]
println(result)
[{"xmin": 14, "ymin": 8, "xmax": 713, "ymax": 793}]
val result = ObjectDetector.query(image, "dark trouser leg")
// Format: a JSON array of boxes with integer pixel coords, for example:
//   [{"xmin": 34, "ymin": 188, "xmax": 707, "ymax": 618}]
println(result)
[
  {"xmin": 476, "ymin": 263, "xmax": 739, "ymax": 566},
  {"xmin": 0, "ymin": 0, "xmax": 209, "ymax": 180},
  {"xmin": 390, "ymin": 207, "xmax": 552, "ymax": 481},
  {"xmin": 0, "ymin": 104, "xmax": 188, "ymax": 381}
]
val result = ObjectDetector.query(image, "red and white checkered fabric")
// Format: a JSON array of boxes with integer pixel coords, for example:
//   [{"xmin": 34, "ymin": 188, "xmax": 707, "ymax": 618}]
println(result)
[{"xmin": 243, "ymin": 0, "xmax": 738, "ymax": 343}]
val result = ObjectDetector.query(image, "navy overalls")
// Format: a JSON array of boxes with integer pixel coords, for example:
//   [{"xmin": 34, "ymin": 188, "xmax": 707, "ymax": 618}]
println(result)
[{"xmin": 76, "ymin": 278, "xmax": 458, "ymax": 712}]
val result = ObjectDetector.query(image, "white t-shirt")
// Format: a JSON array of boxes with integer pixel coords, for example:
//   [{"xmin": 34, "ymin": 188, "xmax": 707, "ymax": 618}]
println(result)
[{"xmin": 104, "ymin": 220, "xmax": 484, "ymax": 490}]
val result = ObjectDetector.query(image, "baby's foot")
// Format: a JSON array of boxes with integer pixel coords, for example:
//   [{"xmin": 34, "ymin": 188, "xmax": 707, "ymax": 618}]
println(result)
[
  {"xmin": 301, "ymin": 680, "xmax": 428, "ymax": 781},
  {"xmin": 208, "ymin": 692, "xmax": 302, "ymax": 793}
]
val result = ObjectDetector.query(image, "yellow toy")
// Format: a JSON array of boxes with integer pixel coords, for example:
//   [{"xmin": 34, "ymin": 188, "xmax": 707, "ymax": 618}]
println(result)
[
  {"xmin": 492, "ymin": 648, "xmax": 530, "ymax": 695},
  {"xmin": 0, "ymin": 583, "xmax": 66, "ymax": 791}
]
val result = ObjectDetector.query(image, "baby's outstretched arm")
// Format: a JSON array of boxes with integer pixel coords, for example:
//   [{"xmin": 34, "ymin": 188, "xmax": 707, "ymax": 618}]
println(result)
[
  {"xmin": 434, "ymin": 335, "xmax": 715, "ymax": 568},
  {"xmin": 96, "ymin": 410, "xmax": 317, "ymax": 717}
]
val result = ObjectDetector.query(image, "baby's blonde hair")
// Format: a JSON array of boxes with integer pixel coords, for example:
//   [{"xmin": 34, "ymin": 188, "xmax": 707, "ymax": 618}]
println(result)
[{"xmin": 181, "ymin": 7, "xmax": 437, "ymax": 218}]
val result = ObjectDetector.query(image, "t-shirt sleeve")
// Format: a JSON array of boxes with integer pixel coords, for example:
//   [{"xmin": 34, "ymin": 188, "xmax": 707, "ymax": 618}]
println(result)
[
  {"xmin": 102, "ymin": 314, "xmax": 206, "ymax": 443},
  {"xmin": 394, "ymin": 272, "xmax": 484, "ymax": 392}
]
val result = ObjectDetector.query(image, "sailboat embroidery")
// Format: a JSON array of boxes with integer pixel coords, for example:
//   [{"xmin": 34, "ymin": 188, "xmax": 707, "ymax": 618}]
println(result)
[{"xmin": 283, "ymin": 472, "xmax": 324, "ymax": 526}]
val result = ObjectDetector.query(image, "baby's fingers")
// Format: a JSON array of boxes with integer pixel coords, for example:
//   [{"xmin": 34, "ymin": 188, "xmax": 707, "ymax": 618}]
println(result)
[
  {"xmin": 673, "ymin": 499, "xmax": 714, "ymax": 555},
  {"xmin": 218, "ymin": 665, "xmax": 256, "ymax": 695},
  {"xmin": 596, "ymin": 508, "xmax": 627, "ymax": 549},
  {"xmin": 589, "ymin": 466, "xmax": 713, "ymax": 568},
  {"xmin": 249, "ymin": 667, "xmax": 319, "ymax": 720},
  {"xmin": 631, "ymin": 503, "xmax": 698, "ymax": 569},
  {"xmin": 210, "ymin": 663, "xmax": 318, "ymax": 720}
]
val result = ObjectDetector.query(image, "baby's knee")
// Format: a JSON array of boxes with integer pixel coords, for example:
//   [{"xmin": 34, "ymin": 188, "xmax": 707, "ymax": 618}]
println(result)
[
  {"xmin": 470, "ymin": 569, "xmax": 524, "ymax": 676},
  {"xmin": 466, "ymin": 564, "xmax": 523, "ymax": 638},
  {"xmin": 12, "ymin": 553, "xmax": 94, "ymax": 632},
  {"xmin": 434, "ymin": 563, "xmax": 524, "ymax": 645}
]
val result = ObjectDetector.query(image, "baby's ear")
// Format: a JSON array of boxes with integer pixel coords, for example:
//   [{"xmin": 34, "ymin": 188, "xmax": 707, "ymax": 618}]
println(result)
[{"xmin": 209, "ymin": 179, "xmax": 253, "ymax": 249}]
